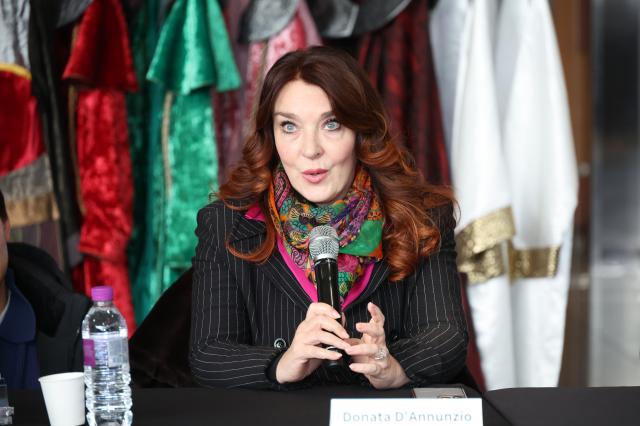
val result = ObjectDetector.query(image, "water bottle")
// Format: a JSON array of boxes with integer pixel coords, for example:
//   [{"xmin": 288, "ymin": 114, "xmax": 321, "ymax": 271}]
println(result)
[
  {"xmin": 82, "ymin": 286, "xmax": 132, "ymax": 426},
  {"xmin": 0, "ymin": 374, "xmax": 13, "ymax": 425}
]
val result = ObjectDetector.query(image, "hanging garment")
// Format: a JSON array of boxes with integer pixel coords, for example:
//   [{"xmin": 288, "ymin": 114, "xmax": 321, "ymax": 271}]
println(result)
[
  {"xmin": 127, "ymin": 0, "xmax": 167, "ymax": 324},
  {"xmin": 358, "ymin": 0, "xmax": 449, "ymax": 185},
  {"xmin": 0, "ymin": 65, "xmax": 43, "ymax": 176},
  {"xmin": 495, "ymin": 0, "xmax": 578, "ymax": 387},
  {"xmin": 29, "ymin": 0, "xmax": 82, "ymax": 268},
  {"xmin": 243, "ymin": 0, "xmax": 321, "ymax": 133},
  {"xmin": 351, "ymin": 0, "xmax": 411, "ymax": 36},
  {"xmin": 0, "ymin": 0, "xmax": 30, "ymax": 68},
  {"xmin": 0, "ymin": 17, "xmax": 59, "ymax": 228},
  {"xmin": 146, "ymin": 0, "xmax": 241, "ymax": 303},
  {"xmin": 212, "ymin": 0, "xmax": 249, "ymax": 180},
  {"xmin": 437, "ymin": 0, "xmax": 517, "ymax": 390},
  {"xmin": 0, "ymin": 156, "xmax": 60, "ymax": 227},
  {"xmin": 63, "ymin": 0, "xmax": 138, "ymax": 333},
  {"xmin": 57, "ymin": 0, "xmax": 92, "ymax": 27},
  {"xmin": 430, "ymin": 0, "xmax": 481, "ymax": 391},
  {"xmin": 307, "ymin": 0, "xmax": 358, "ymax": 39},
  {"xmin": 429, "ymin": 0, "xmax": 466, "ymax": 151},
  {"xmin": 238, "ymin": 0, "xmax": 298, "ymax": 42}
]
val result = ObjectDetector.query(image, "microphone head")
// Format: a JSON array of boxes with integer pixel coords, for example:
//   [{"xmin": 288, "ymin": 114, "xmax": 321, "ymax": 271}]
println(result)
[{"xmin": 309, "ymin": 225, "xmax": 339, "ymax": 262}]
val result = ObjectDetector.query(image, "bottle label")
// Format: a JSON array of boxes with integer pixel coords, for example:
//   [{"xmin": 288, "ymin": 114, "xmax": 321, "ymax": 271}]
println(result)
[
  {"xmin": 83, "ymin": 339, "xmax": 96, "ymax": 367},
  {"xmin": 83, "ymin": 336, "xmax": 129, "ymax": 368}
]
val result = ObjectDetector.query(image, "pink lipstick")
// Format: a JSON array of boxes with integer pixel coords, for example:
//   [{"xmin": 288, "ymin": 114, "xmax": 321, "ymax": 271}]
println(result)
[{"xmin": 302, "ymin": 169, "xmax": 328, "ymax": 183}]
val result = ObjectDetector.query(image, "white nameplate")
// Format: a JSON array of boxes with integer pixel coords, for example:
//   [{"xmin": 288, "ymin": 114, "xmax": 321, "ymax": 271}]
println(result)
[{"xmin": 330, "ymin": 398, "xmax": 483, "ymax": 426}]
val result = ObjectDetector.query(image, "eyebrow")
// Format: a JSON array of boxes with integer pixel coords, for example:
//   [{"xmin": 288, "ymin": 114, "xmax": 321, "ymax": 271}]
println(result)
[{"xmin": 273, "ymin": 111, "xmax": 335, "ymax": 120}]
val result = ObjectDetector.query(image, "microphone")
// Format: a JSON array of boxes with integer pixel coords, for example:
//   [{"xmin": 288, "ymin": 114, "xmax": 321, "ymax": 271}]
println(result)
[{"xmin": 309, "ymin": 225, "xmax": 346, "ymax": 369}]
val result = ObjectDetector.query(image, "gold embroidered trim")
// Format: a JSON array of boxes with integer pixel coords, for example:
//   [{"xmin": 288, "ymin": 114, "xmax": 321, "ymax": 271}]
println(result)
[
  {"xmin": 6, "ymin": 193, "xmax": 59, "ymax": 227},
  {"xmin": 0, "ymin": 63, "xmax": 31, "ymax": 79},
  {"xmin": 455, "ymin": 207, "xmax": 515, "ymax": 283},
  {"xmin": 456, "ymin": 207, "xmax": 515, "ymax": 284},
  {"xmin": 459, "ymin": 244, "xmax": 507, "ymax": 284},
  {"xmin": 509, "ymin": 243, "xmax": 561, "ymax": 279},
  {"xmin": 456, "ymin": 206, "xmax": 515, "ymax": 260}
]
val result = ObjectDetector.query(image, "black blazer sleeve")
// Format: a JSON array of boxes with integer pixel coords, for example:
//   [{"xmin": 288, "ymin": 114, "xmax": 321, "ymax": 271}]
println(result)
[
  {"xmin": 387, "ymin": 205, "xmax": 469, "ymax": 385},
  {"xmin": 189, "ymin": 204, "xmax": 283, "ymax": 389}
]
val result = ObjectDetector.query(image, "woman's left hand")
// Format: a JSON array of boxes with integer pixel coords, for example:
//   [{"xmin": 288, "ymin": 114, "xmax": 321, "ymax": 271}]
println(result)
[{"xmin": 345, "ymin": 302, "xmax": 410, "ymax": 389}]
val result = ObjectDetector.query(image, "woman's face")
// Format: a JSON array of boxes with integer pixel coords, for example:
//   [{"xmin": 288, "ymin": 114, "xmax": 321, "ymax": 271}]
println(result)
[{"xmin": 273, "ymin": 79, "xmax": 357, "ymax": 205}]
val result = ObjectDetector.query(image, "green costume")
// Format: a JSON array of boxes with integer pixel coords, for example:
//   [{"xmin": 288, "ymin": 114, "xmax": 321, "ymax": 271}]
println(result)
[
  {"xmin": 129, "ymin": 0, "xmax": 240, "ymax": 322},
  {"xmin": 127, "ymin": 0, "xmax": 166, "ymax": 324}
]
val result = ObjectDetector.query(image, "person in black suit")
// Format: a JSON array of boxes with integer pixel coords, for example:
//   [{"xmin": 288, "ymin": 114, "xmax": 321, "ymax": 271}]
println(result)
[
  {"xmin": 0, "ymin": 190, "xmax": 91, "ymax": 389},
  {"xmin": 190, "ymin": 46, "xmax": 468, "ymax": 390},
  {"xmin": 0, "ymin": 192, "xmax": 39, "ymax": 389}
]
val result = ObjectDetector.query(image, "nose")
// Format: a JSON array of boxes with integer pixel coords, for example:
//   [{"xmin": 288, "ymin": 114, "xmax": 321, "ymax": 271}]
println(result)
[{"xmin": 301, "ymin": 128, "xmax": 322, "ymax": 159}]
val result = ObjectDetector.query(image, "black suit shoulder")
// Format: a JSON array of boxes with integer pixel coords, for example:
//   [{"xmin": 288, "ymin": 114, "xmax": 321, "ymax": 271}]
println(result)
[
  {"xmin": 195, "ymin": 200, "xmax": 267, "ymax": 262},
  {"xmin": 196, "ymin": 200, "xmax": 245, "ymax": 245}
]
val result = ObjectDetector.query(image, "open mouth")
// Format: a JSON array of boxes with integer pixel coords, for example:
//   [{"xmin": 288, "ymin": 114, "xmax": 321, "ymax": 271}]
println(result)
[{"xmin": 302, "ymin": 169, "xmax": 328, "ymax": 183}]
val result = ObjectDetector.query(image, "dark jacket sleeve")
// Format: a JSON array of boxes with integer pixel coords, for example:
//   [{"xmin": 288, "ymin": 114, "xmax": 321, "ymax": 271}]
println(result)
[
  {"xmin": 189, "ymin": 203, "xmax": 284, "ymax": 389},
  {"xmin": 387, "ymin": 205, "xmax": 469, "ymax": 385}
]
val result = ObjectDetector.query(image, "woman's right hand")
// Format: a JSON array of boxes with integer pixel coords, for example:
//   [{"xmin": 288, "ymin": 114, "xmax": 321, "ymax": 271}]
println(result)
[{"xmin": 275, "ymin": 302, "xmax": 351, "ymax": 384}]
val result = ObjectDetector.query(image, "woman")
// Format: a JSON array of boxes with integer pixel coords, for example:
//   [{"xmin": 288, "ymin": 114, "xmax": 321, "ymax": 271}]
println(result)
[{"xmin": 190, "ymin": 46, "xmax": 468, "ymax": 390}]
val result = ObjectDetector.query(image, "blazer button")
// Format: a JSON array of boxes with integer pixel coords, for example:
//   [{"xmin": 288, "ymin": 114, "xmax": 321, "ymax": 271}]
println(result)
[{"xmin": 273, "ymin": 338, "xmax": 287, "ymax": 349}]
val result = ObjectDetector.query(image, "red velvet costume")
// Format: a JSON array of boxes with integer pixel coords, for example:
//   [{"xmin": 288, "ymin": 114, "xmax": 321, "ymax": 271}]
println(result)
[
  {"xmin": 0, "ymin": 67, "xmax": 43, "ymax": 176},
  {"xmin": 63, "ymin": 0, "xmax": 138, "ymax": 333}
]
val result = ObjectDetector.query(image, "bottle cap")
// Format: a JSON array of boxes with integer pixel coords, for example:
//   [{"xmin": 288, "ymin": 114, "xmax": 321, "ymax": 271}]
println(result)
[{"xmin": 91, "ymin": 286, "xmax": 113, "ymax": 302}]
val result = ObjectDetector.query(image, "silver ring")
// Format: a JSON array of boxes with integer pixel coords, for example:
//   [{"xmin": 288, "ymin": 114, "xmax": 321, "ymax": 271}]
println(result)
[{"xmin": 373, "ymin": 346, "xmax": 388, "ymax": 361}]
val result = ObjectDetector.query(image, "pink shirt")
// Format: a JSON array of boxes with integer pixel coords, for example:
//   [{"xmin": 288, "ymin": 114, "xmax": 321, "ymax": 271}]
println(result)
[{"xmin": 245, "ymin": 205, "xmax": 374, "ymax": 310}]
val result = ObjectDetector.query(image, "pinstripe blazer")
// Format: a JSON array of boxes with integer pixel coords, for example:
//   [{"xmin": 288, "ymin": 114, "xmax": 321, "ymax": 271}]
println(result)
[{"xmin": 190, "ymin": 200, "xmax": 468, "ymax": 390}]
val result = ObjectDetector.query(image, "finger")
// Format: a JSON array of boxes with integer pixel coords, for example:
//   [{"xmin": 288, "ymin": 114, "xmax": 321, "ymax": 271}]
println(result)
[
  {"xmin": 343, "ymin": 338, "xmax": 369, "ymax": 363},
  {"xmin": 306, "ymin": 302, "xmax": 341, "ymax": 320},
  {"xmin": 302, "ymin": 345, "xmax": 343, "ymax": 361},
  {"xmin": 345, "ymin": 343, "xmax": 378, "ymax": 357},
  {"xmin": 341, "ymin": 312, "xmax": 347, "ymax": 328},
  {"xmin": 368, "ymin": 302, "xmax": 385, "ymax": 324},
  {"xmin": 304, "ymin": 331, "xmax": 351, "ymax": 351},
  {"xmin": 355, "ymin": 322, "xmax": 385, "ymax": 339},
  {"xmin": 349, "ymin": 362, "xmax": 381, "ymax": 376},
  {"xmin": 311, "ymin": 316, "xmax": 350, "ymax": 340},
  {"xmin": 344, "ymin": 337, "xmax": 362, "ymax": 346}
]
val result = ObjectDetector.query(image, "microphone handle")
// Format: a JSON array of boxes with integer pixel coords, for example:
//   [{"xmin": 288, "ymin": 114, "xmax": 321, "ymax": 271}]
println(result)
[{"xmin": 314, "ymin": 258, "xmax": 347, "ymax": 370}]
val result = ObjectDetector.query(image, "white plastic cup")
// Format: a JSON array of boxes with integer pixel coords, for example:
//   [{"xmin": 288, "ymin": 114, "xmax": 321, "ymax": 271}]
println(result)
[{"xmin": 38, "ymin": 372, "xmax": 85, "ymax": 426}]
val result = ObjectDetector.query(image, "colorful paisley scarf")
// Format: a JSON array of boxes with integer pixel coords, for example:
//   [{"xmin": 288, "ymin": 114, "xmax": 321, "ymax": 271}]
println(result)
[{"xmin": 268, "ymin": 164, "xmax": 384, "ymax": 299}]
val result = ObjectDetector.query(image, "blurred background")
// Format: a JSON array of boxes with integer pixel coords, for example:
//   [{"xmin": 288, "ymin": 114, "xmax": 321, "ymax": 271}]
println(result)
[{"xmin": 570, "ymin": 0, "xmax": 640, "ymax": 387}]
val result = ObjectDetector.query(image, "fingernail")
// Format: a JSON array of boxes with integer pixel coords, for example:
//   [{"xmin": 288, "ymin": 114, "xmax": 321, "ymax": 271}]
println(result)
[{"xmin": 332, "ymin": 311, "xmax": 341, "ymax": 319}]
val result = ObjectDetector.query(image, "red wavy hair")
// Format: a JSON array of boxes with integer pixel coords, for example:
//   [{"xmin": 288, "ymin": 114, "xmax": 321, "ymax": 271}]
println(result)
[{"xmin": 218, "ymin": 46, "xmax": 453, "ymax": 281}]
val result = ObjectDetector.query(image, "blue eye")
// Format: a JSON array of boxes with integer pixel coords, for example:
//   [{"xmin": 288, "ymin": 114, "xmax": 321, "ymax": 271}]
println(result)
[
  {"xmin": 281, "ymin": 121, "xmax": 297, "ymax": 133},
  {"xmin": 324, "ymin": 118, "xmax": 341, "ymax": 131}
]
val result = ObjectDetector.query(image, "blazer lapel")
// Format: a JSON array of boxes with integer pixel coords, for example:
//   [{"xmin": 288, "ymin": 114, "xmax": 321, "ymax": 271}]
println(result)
[
  {"xmin": 257, "ymin": 252, "xmax": 313, "ymax": 310},
  {"xmin": 227, "ymin": 211, "xmax": 392, "ymax": 312},
  {"xmin": 228, "ymin": 213, "xmax": 312, "ymax": 311},
  {"xmin": 344, "ymin": 260, "xmax": 391, "ymax": 312}
]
